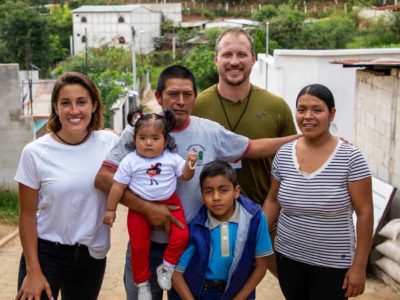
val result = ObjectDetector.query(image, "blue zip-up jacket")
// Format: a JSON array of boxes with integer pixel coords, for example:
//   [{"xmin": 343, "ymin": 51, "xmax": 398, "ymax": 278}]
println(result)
[{"xmin": 176, "ymin": 195, "xmax": 262, "ymax": 300}]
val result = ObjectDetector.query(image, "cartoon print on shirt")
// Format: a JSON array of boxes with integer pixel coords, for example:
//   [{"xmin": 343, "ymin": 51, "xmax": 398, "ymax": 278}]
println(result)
[{"xmin": 146, "ymin": 163, "xmax": 162, "ymax": 185}]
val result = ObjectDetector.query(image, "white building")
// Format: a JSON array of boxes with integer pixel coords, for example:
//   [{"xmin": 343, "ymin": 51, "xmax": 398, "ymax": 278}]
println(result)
[
  {"xmin": 72, "ymin": 5, "xmax": 161, "ymax": 54},
  {"xmin": 250, "ymin": 48, "xmax": 400, "ymax": 140},
  {"xmin": 205, "ymin": 18, "xmax": 260, "ymax": 29},
  {"xmin": 142, "ymin": 3, "xmax": 182, "ymax": 24}
]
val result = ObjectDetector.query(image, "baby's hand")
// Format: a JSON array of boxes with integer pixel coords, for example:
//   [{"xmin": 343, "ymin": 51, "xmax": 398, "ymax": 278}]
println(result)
[
  {"xmin": 186, "ymin": 151, "xmax": 197, "ymax": 169},
  {"xmin": 103, "ymin": 210, "xmax": 116, "ymax": 227}
]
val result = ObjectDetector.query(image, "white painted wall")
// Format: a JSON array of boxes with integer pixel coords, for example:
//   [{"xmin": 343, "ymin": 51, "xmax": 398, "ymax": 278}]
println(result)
[
  {"xmin": 142, "ymin": 3, "xmax": 182, "ymax": 24},
  {"xmin": 0, "ymin": 64, "xmax": 33, "ymax": 191},
  {"xmin": 73, "ymin": 6, "xmax": 161, "ymax": 54},
  {"xmin": 354, "ymin": 70, "xmax": 400, "ymax": 218},
  {"xmin": 250, "ymin": 49, "xmax": 400, "ymax": 140}
]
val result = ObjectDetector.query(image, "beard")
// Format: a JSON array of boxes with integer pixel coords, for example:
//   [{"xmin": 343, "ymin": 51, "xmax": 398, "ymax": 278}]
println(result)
[{"xmin": 220, "ymin": 68, "xmax": 251, "ymax": 86}]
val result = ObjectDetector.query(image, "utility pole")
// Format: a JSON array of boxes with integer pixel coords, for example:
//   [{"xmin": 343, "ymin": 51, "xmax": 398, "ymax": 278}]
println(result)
[
  {"xmin": 84, "ymin": 28, "xmax": 88, "ymax": 75},
  {"xmin": 265, "ymin": 22, "xmax": 269, "ymax": 55},
  {"xmin": 172, "ymin": 32, "xmax": 176, "ymax": 60},
  {"xmin": 25, "ymin": 40, "xmax": 33, "ymax": 115},
  {"xmin": 131, "ymin": 26, "xmax": 137, "ymax": 90}
]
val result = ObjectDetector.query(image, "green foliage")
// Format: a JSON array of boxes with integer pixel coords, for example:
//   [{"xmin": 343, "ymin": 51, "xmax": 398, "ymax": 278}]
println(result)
[
  {"xmin": 269, "ymin": 8, "xmax": 305, "ymax": 49},
  {"xmin": 253, "ymin": 28, "xmax": 266, "ymax": 54},
  {"xmin": 150, "ymin": 66, "xmax": 165, "ymax": 89},
  {"xmin": 351, "ymin": 14, "xmax": 400, "ymax": 48},
  {"xmin": 301, "ymin": 14, "xmax": 357, "ymax": 49},
  {"xmin": 0, "ymin": 1, "xmax": 53, "ymax": 70},
  {"xmin": 88, "ymin": 46, "xmax": 132, "ymax": 74},
  {"xmin": 253, "ymin": 27, "xmax": 281, "ymax": 54},
  {"xmin": 54, "ymin": 46, "xmax": 134, "ymax": 128},
  {"xmin": 306, "ymin": 10, "xmax": 331, "ymax": 19},
  {"xmin": 0, "ymin": 1, "xmax": 71, "ymax": 76},
  {"xmin": 204, "ymin": 27, "xmax": 224, "ymax": 51},
  {"xmin": 0, "ymin": 189, "xmax": 19, "ymax": 224},
  {"xmin": 181, "ymin": 45, "xmax": 218, "ymax": 92},
  {"xmin": 391, "ymin": 12, "xmax": 400, "ymax": 42},
  {"xmin": 149, "ymin": 51, "xmax": 174, "ymax": 66},
  {"xmin": 251, "ymin": 5, "xmax": 279, "ymax": 22},
  {"xmin": 47, "ymin": 5, "xmax": 72, "ymax": 61},
  {"xmin": 213, "ymin": 8, "xmax": 230, "ymax": 17},
  {"xmin": 93, "ymin": 70, "xmax": 132, "ymax": 127},
  {"xmin": 188, "ymin": 8, "xmax": 215, "ymax": 20},
  {"xmin": 161, "ymin": 19, "xmax": 175, "ymax": 35},
  {"xmin": 177, "ymin": 27, "xmax": 194, "ymax": 47}
]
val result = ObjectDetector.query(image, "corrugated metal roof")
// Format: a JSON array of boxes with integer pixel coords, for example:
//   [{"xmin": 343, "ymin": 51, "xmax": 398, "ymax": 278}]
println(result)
[
  {"xmin": 224, "ymin": 19, "xmax": 260, "ymax": 26},
  {"xmin": 72, "ymin": 5, "xmax": 140, "ymax": 13},
  {"xmin": 21, "ymin": 80, "xmax": 56, "ymax": 118},
  {"xmin": 331, "ymin": 58, "xmax": 400, "ymax": 68}
]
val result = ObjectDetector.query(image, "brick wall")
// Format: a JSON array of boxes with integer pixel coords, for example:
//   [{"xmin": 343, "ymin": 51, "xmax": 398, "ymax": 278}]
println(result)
[{"xmin": 354, "ymin": 69, "xmax": 400, "ymax": 218}]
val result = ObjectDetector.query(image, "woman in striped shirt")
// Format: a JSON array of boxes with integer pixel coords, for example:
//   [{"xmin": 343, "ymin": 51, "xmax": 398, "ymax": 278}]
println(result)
[{"xmin": 263, "ymin": 84, "xmax": 373, "ymax": 300}]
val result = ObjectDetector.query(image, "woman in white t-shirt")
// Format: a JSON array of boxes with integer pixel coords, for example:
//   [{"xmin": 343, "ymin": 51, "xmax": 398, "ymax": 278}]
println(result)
[
  {"xmin": 263, "ymin": 84, "xmax": 373, "ymax": 300},
  {"xmin": 15, "ymin": 72, "xmax": 118, "ymax": 300}
]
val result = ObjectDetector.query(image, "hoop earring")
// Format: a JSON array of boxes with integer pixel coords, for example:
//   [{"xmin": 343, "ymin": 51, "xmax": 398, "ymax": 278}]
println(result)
[{"xmin": 329, "ymin": 122, "xmax": 337, "ymax": 134}]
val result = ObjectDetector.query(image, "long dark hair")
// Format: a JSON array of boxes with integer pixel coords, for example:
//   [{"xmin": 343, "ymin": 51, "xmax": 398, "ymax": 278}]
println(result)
[{"xmin": 133, "ymin": 110, "xmax": 177, "ymax": 152}]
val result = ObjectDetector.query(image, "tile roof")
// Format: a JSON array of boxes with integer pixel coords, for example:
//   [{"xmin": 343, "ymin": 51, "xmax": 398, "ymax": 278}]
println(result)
[{"xmin": 331, "ymin": 58, "xmax": 400, "ymax": 68}]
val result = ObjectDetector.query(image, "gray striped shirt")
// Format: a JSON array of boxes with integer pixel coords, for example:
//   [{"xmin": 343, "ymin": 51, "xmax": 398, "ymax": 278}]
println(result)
[{"xmin": 272, "ymin": 140, "xmax": 370, "ymax": 268}]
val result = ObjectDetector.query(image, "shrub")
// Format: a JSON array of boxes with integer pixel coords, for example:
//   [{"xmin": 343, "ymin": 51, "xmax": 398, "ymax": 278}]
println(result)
[{"xmin": 0, "ymin": 189, "xmax": 19, "ymax": 224}]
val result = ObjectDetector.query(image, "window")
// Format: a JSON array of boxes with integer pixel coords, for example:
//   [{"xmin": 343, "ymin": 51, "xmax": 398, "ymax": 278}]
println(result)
[
  {"xmin": 82, "ymin": 36, "xmax": 86, "ymax": 43},
  {"xmin": 119, "ymin": 36, "xmax": 126, "ymax": 44},
  {"xmin": 81, "ymin": 16, "xmax": 87, "ymax": 23},
  {"xmin": 118, "ymin": 16, "xmax": 125, "ymax": 23}
]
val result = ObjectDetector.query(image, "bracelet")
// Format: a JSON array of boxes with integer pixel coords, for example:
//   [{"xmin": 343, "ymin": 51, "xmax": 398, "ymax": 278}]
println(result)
[{"xmin": 188, "ymin": 160, "xmax": 196, "ymax": 170}]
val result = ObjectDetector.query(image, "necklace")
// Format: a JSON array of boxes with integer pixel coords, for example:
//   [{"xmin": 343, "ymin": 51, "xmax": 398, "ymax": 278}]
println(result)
[
  {"xmin": 217, "ymin": 85, "xmax": 253, "ymax": 132},
  {"xmin": 54, "ymin": 131, "xmax": 90, "ymax": 146}
]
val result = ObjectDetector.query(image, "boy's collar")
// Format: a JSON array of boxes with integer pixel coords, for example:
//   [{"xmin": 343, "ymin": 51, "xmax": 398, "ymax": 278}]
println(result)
[{"xmin": 207, "ymin": 200, "xmax": 239, "ymax": 230}]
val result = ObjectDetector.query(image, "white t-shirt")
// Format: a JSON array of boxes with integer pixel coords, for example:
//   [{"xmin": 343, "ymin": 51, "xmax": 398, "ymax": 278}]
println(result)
[
  {"xmin": 114, "ymin": 150, "xmax": 186, "ymax": 201},
  {"xmin": 105, "ymin": 116, "xmax": 250, "ymax": 243},
  {"xmin": 15, "ymin": 130, "xmax": 119, "ymax": 259}
]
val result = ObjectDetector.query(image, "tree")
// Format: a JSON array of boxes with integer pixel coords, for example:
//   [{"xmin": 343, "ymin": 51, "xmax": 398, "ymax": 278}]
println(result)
[
  {"xmin": 269, "ymin": 8, "xmax": 305, "ymax": 49},
  {"xmin": 392, "ymin": 12, "xmax": 400, "ymax": 43},
  {"xmin": 181, "ymin": 45, "xmax": 218, "ymax": 91},
  {"xmin": 354, "ymin": 15, "xmax": 400, "ymax": 48},
  {"xmin": 48, "ymin": 5, "xmax": 72, "ymax": 62},
  {"xmin": 253, "ymin": 28, "xmax": 266, "ymax": 53},
  {"xmin": 301, "ymin": 14, "xmax": 357, "ymax": 49},
  {"xmin": 204, "ymin": 27, "xmax": 223, "ymax": 51},
  {"xmin": 0, "ymin": 1, "xmax": 53, "ymax": 71},
  {"xmin": 53, "ymin": 46, "xmax": 138, "ymax": 128},
  {"xmin": 93, "ymin": 70, "xmax": 132, "ymax": 128},
  {"xmin": 251, "ymin": 5, "xmax": 279, "ymax": 22}
]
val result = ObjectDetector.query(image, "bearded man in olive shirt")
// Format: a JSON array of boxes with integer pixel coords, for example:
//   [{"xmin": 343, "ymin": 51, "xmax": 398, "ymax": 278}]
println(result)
[{"xmin": 192, "ymin": 27, "xmax": 296, "ymax": 277}]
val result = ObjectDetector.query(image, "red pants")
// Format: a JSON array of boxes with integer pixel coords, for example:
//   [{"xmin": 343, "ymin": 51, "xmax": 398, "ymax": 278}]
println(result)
[{"xmin": 127, "ymin": 193, "xmax": 189, "ymax": 284}]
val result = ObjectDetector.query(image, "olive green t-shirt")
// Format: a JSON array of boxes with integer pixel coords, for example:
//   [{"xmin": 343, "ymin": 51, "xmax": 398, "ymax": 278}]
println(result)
[{"xmin": 192, "ymin": 84, "xmax": 296, "ymax": 205}]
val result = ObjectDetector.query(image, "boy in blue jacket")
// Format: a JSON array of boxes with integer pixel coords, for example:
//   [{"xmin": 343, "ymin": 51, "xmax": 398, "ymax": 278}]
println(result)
[{"xmin": 172, "ymin": 160, "xmax": 273, "ymax": 299}]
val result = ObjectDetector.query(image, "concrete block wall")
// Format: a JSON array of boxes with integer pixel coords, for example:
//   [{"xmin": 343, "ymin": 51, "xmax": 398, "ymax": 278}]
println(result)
[
  {"xmin": 0, "ymin": 64, "xmax": 33, "ymax": 191},
  {"xmin": 354, "ymin": 70, "xmax": 400, "ymax": 218}
]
